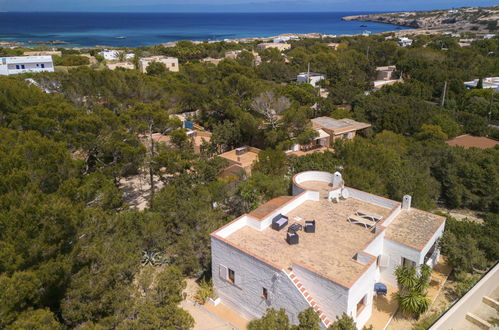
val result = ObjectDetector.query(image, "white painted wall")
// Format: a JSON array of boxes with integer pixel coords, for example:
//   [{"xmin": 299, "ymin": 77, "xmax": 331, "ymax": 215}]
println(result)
[
  {"xmin": 430, "ymin": 263, "xmax": 499, "ymax": 330},
  {"xmin": 211, "ymin": 237, "xmax": 310, "ymax": 324},
  {"xmin": 418, "ymin": 221, "xmax": 445, "ymax": 266},
  {"xmin": 380, "ymin": 239, "xmax": 421, "ymax": 286},
  {"xmin": 292, "ymin": 263, "xmax": 349, "ymax": 324},
  {"xmin": 346, "ymin": 188, "xmax": 399, "ymax": 209},
  {"xmin": 0, "ymin": 56, "xmax": 54, "ymax": 75},
  {"xmin": 348, "ymin": 262, "xmax": 377, "ymax": 329}
]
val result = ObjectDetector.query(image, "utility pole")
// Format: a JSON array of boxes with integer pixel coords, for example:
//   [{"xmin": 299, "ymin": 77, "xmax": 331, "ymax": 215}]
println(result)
[
  {"xmin": 307, "ymin": 62, "xmax": 310, "ymax": 84},
  {"xmin": 441, "ymin": 81, "xmax": 447, "ymax": 107}
]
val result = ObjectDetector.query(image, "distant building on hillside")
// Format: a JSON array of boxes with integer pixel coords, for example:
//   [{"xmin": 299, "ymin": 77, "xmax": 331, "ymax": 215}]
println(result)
[
  {"xmin": 98, "ymin": 50, "xmax": 120, "ymax": 61},
  {"xmin": 219, "ymin": 146, "xmax": 261, "ymax": 178},
  {"xmin": 464, "ymin": 77, "xmax": 499, "ymax": 92},
  {"xmin": 106, "ymin": 62, "xmax": 135, "ymax": 70},
  {"xmin": 297, "ymin": 72, "xmax": 326, "ymax": 87},
  {"xmin": 285, "ymin": 128, "xmax": 332, "ymax": 157},
  {"xmin": 257, "ymin": 43, "xmax": 291, "ymax": 51},
  {"xmin": 327, "ymin": 43, "xmax": 341, "ymax": 50},
  {"xmin": 23, "ymin": 50, "xmax": 62, "ymax": 57},
  {"xmin": 311, "ymin": 117, "xmax": 371, "ymax": 141},
  {"xmin": 139, "ymin": 56, "xmax": 179, "ymax": 73},
  {"xmin": 373, "ymin": 66, "xmax": 403, "ymax": 90},
  {"xmin": 446, "ymin": 134, "xmax": 499, "ymax": 149},
  {"xmin": 398, "ymin": 37, "xmax": 413, "ymax": 47},
  {"xmin": 200, "ymin": 57, "xmax": 223, "ymax": 65},
  {"xmin": 0, "ymin": 56, "xmax": 54, "ymax": 76},
  {"xmin": 225, "ymin": 50, "xmax": 243, "ymax": 59},
  {"xmin": 224, "ymin": 50, "xmax": 261, "ymax": 66}
]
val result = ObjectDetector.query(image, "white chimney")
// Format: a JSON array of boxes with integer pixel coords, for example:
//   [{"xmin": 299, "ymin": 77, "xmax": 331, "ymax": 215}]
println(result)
[
  {"xmin": 332, "ymin": 172, "xmax": 343, "ymax": 188},
  {"xmin": 402, "ymin": 195, "xmax": 412, "ymax": 210}
]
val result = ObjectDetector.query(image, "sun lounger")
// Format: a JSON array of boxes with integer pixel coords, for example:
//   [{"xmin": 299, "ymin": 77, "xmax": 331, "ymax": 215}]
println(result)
[
  {"xmin": 355, "ymin": 210, "xmax": 383, "ymax": 222},
  {"xmin": 347, "ymin": 215, "xmax": 375, "ymax": 229}
]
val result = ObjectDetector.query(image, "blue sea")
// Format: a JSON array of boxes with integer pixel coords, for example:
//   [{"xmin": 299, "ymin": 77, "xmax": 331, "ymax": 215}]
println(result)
[{"xmin": 0, "ymin": 12, "xmax": 407, "ymax": 47}]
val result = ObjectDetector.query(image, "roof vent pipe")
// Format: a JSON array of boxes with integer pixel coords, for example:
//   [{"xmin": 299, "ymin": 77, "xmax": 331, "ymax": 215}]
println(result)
[{"xmin": 402, "ymin": 195, "xmax": 412, "ymax": 210}]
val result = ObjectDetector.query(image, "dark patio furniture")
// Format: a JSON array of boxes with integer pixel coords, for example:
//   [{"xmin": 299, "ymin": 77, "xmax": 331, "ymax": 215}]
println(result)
[
  {"xmin": 304, "ymin": 220, "xmax": 316, "ymax": 233},
  {"xmin": 286, "ymin": 231, "xmax": 299, "ymax": 245},
  {"xmin": 374, "ymin": 283, "xmax": 387, "ymax": 296},
  {"xmin": 272, "ymin": 214, "xmax": 289, "ymax": 231},
  {"xmin": 288, "ymin": 223, "xmax": 302, "ymax": 233}
]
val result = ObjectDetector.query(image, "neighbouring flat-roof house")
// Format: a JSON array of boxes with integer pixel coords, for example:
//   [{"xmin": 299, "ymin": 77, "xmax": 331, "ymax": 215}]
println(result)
[
  {"xmin": 311, "ymin": 117, "xmax": 371, "ymax": 141},
  {"xmin": 98, "ymin": 50, "xmax": 120, "ymax": 61},
  {"xmin": 225, "ymin": 50, "xmax": 262, "ymax": 65},
  {"xmin": 211, "ymin": 171, "xmax": 445, "ymax": 328},
  {"xmin": 139, "ymin": 56, "xmax": 179, "ymax": 73},
  {"xmin": 257, "ymin": 43, "xmax": 291, "ymax": 51},
  {"xmin": 446, "ymin": 134, "xmax": 499, "ymax": 149},
  {"xmin": 140, "ymin": 128, "xmax": 212, "ymax": 154},
  {"xmin": 106, "ymin": 62, "xmax": 135, "ymax": 70},
  {"xmin": 373, "ymin": 66, "xmax": 403, "ymax": 90},
  {"xmin": 285, "ymin": 128, "xmax": 332, "ymax": 157},
  {"xmin": 200, "ymin": 57, "xmax": 224, "ymax": 65},
  {"xmin": 464, "ymin": 77, "xmax": 499, "ymax": 92},
  {"xmin": 297, "ymin": 72, "xmax": 326, "ymax": 87},
  {"xmin": 218, "ymin": 146, "xmax": 261, "ymax": 178},
  {"xmin": 327, "ymin": 43, "xmax": 341, "ymax": 50},
  {"xmin": 23, "ymin": 50, "xmax": 62, "ymax": 57},
  {"xmin": 0, "ymin": 56, "xmax": 55, "ymax": 75},
  {"xmin": 398, "ymin": 37, "xmax": 413, "ymax": 47}
]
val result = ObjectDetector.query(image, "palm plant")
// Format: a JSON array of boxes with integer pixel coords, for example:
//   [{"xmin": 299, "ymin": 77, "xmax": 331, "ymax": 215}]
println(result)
[{"xmin": 395, "ymin": 264, "xmax": 432, "ymax": 319}]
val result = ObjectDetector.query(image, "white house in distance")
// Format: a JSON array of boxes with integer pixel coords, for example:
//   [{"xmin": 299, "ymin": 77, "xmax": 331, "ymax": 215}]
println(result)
[
  {"xmin": 297, "ymin": 72, "xmax": 326, "ymax": 87},
  {"xmin": 398, "ymin": 37, "xmax": 413, "ymax": 47},
  {"xmin": 211, "ymin": 171, "xmax": 445, "ymax": 328},
  {"xmin": 0, "ymin": 56, "xmax": 55, "ymax": 76},
  {"xmin": 138, "ymin": 56, "xmax": 179, "ymax": 73},
  {"xmin": 98, "ymin": 50, "xmax": 120, "ymax": 61},
  {"xmin": 464, "ymin": 77, "xmax": 499, "ymax": 92}
]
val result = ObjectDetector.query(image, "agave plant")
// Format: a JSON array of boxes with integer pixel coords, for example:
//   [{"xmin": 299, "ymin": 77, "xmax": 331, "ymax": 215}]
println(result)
[
  {"xmin": 141, "ymin": 250, "xmax": 167, "ymax": 267},
  {"xmin": 396, "ymin": 290, "xmax": 431, "ymax": 318}
]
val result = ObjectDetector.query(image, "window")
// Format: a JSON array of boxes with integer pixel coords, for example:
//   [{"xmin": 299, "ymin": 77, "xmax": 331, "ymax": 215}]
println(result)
[
  {"xmin": 16, "ymin": 65, "xmax": 20, "ymax": 69},
  {"xmin": 402, "ymin": 257, "xmax": 416, "ymax": 267},
  {"xmin": 228, "ymin": 268, "xmax": 235, "ymax": 284},
  {"xmin": 172, "ymin": 63, "xmax": 176, "ymax": 67},
  {"xmin": 41, "ymin": 63, "xmax": 45, "ymax": 68},
  {"xmin": 21, "ymin": 65, "xmax": 25, "ymax": 69},
  {"xmin": 356, "ymin": 295, "xmax": 367, "ymax": 316},
  {"xmin": 262, "ymin": 287, "xmax": 268, "ymax": 300}
]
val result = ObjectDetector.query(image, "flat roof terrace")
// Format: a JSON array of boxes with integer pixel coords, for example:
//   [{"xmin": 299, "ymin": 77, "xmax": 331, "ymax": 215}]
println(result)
[
  {"xmin": 225, "ymin": 197, "xmax": 392, "ymax": 287},
  {"xmin": 386, "ymin": 208, "xmax": 445, "ymax": 251}
]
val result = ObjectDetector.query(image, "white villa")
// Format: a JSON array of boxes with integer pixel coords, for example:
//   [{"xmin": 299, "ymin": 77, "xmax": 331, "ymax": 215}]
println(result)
[
  {"xmin": 211, "ymin": 171, "xmax": 445, "ymax": 328},
  {"xmin": 297, "ymin": 72, "xmax": 326, "ymax": 87},
  {"xmin": 0, "ymin": 56, "xmax": 55, "ymax": 76},
  {"xmin": 398, "ymin": 37, "xmax": 413, "ymax": 47}
]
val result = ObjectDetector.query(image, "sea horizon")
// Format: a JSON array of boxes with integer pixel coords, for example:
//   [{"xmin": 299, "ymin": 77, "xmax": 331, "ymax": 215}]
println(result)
[{"xmin": 0, "ymin": 11, "xmax": 409, "ymax": 48}]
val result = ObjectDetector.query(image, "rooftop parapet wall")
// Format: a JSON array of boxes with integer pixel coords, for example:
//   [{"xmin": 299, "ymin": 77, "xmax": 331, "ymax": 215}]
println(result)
[
  {"xmin": 258, "ymin": 191, "xmax": 317, "ymax": 230},
  {"xmin": 346, "ymin": 187, "xmax": 399, "ymax": 210}
]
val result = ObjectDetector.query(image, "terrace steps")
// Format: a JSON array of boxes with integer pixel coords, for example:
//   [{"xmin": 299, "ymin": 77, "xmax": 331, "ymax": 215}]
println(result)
[{"xmin": 287, "ymin": 271, "xmax": 332, "ymax": 328}]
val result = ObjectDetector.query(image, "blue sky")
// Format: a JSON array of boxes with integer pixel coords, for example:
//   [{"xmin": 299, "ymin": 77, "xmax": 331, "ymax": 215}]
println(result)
[{"xmin": 0, "ymin": 0, "xmax": 497, "ymax": 12}]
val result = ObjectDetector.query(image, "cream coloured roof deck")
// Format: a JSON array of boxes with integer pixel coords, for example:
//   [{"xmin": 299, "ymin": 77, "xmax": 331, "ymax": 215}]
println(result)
[
  {"xmin": 226, "ymin": 197, "xmax": 392, "ymax": 287},
  {"xmin": 386, "ymin": 208, "xmax": 445, "ymax": 250}
]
